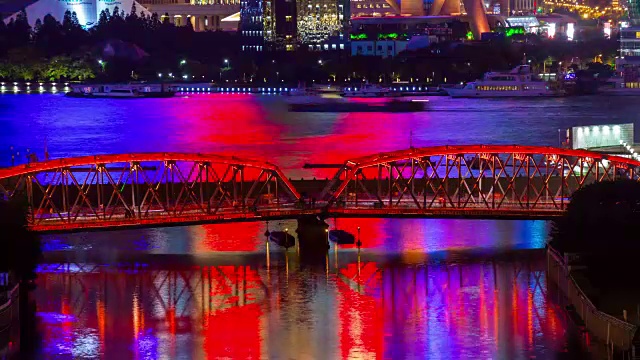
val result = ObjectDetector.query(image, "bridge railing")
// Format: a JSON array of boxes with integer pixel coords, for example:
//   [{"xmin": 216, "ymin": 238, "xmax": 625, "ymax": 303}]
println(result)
[
  {"xmin": 0, "ymin": 153, "xmax": 302, "ymax": 230},
  {"xmin": 324, "ymin": 146, "xmax": 640, "ymax": 212},
  {"xmin": 547, "ymin": 246, "xmax": 638, "ymax": 352}
]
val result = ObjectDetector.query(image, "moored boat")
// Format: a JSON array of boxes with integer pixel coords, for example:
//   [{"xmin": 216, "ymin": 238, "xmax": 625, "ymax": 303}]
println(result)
[
  {"xmin": 268, "ymin": 231, "xmax": 295, "ymax": 248},
  {"xmin": 288, "ymin": 99, "xmax": 426, "ymax": 112},
  {"xmin": 67, "ymin": 83, "xmax": 176, "ymax": 98},
  {"xmin": 446, "ymin": 65, "xmax": 564, "ymax": 98},
  {"xmin": 599, "ymin": 77, "xmax": 640, "ymax": 95},
  {"xmin": 328, "ymin": 230, "xmax": 355, "ymax": 245},
  {"xmin": 340, "ymin": 83, "xmax": 397, "ymax": 98}
]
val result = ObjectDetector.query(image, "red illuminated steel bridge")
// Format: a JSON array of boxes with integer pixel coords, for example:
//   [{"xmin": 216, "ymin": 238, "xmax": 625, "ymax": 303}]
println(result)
[
  {"xmin": 1, "ymin": 146, "xmax": 640, "ymax": 232},
  {"xmin": 0, "ymin": 153, "xmax": 306, "ymax": 232},
  {"xmin": 321, "ymin": 145, "xmax": 640, "ymax": 219}
]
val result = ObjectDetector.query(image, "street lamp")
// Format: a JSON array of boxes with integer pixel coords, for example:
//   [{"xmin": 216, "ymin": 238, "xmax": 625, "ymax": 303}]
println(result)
[
  {"xmin": 318, "ymin": 59, "xmax": 323, "ymax": 65},
  {"xmin": 157, "ymin": 73, "xmax": 162, "ymax": 78},
  {"xmin": 224, "ymin": 59, "xmax": 229, "ymax": 65},
  {"xmin": 180, "ymin": 59, "xmax": 186, "ymax": 65}
]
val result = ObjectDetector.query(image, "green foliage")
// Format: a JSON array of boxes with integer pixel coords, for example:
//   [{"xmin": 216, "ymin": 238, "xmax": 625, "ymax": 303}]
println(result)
[
  {"xmin": 0, "ymin": 198, "xmax": 41, "ymax": 282},
  {"xmin": 550, "ymin": 180, "xmax": 640, "ymax": 253}
]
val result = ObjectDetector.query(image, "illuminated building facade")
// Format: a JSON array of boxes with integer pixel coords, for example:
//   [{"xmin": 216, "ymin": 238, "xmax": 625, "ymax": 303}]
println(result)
[
  {"xmin": 139, "ymin": 0, "xmax": 240, "ymax": 31},
  {"xmin": 240, "ymin": 0, "xmax": 266, "ymax": 51},
  {"xmin": 297, "ymin": 0, "xmax": 349, "ymax": 43},
  {"xmin": 620, "ymin": 28, "xmax": 640, "ymax": 57},
  {"xmin": 0, "ymin": 0, "xmax": 239, "ymax": 31},
  {"xmin": 274, "ymin": 0, "xmax": 297, "ymax": 50},
  {"xmin": 350, "ymin": 0, "xmax": 398, "ymax": 18},
  {"xmin": 240, "ymin": 0, "xmax": 348, "ymax": 50},
  {"xmin": 2, "ymin": 0, "xmax": 149, "ymax": 27},
  {"xmin": 240, "ymin": 0, "xmax": 297, "ymax": 50}
]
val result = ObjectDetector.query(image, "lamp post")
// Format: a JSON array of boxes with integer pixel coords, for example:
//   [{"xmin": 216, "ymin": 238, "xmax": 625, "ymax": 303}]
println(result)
[
  {"xmin": 220, "ymin": 59, "xmax": 229, "ymax": 82},
  {"xmin": 325, "ymin": 228, "xmax": 330, "ymax": 248}
]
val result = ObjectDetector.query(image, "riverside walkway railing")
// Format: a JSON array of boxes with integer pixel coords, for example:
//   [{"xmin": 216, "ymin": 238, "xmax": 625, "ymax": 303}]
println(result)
[{"xmin": 547, "ymin": 246, "xmax": 638, "ymax": 354}]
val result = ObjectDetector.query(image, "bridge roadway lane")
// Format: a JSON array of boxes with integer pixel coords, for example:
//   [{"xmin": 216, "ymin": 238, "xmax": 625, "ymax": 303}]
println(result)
[{"xmin": 29, "ymin": 197, "xmax": 564, "ymax": 233}]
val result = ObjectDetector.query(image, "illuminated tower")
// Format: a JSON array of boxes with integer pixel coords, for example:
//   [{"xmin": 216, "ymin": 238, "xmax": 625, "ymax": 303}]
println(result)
[
  {"xmin": 429, "ymin": 0, "xmax": 489, "ymax": 38},
  {"xmin": 401, "ymin": 0, "xmax": 426, "ymax": 15}
]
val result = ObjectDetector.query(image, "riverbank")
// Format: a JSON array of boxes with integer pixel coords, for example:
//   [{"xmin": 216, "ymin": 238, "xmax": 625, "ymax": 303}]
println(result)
[{"xmin": 547, "ymin": 245, "xmax": 638, "ymax": 358}]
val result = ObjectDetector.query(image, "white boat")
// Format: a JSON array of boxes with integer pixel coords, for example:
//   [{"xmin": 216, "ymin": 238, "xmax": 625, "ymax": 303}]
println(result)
[
  {"xmin": 599, "ymin": 78, "xmax": 640, "ymax": 95},
  {"xmin": 446, "ymin": 65, "xmax": 563, "ymax": 98},
  {"xmin": 340, "ymin": 83, "xmax": 394, "ymax": 97},
  {"xmin": 67, "ymin": 83, "xmax": 175, "ymax": 98}
]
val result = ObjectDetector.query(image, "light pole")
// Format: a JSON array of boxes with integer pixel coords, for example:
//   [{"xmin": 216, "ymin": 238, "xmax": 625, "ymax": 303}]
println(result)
[
  {"xmin": 98, "ymin": 59, "xmax": 105, "ymax": 73},
  {"xmin": 220, "ymin": 59, "xmax": 229, "ymax": 82},
  {"xmin": 325, "ymin": 228, "xmax": 330, "ymax": 248}
]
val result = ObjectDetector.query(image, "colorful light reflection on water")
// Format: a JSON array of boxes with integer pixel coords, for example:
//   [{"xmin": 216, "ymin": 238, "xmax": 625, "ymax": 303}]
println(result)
[
  {"xmin": 40, "ymin": 218, "xmax": 549, "ymax": 255},
  {"xmin": 34, "ymin": 255, "xmax": 569, "ymax": 359}
]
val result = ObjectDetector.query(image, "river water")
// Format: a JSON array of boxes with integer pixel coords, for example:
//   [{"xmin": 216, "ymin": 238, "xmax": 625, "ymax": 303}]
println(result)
[{"xmin": 2, "ymin": 93, "xmax": 625, "ymax": 359}]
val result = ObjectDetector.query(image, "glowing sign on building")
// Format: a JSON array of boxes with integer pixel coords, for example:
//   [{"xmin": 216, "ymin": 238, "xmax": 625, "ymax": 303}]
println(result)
[
  {"xmin": 604, "ymin": 22, "xmax": 611, "ymax": 38},
  {"xmin": 566, "ymin": 23, "xmax": 574, "ymax": 41},
  {"xmin": 547, "ymin": 23, "xmax": 556, "ymax": 38},
  {"xmin": 572, "ymin": 124, "xmax": 633, "ymax": 150}
]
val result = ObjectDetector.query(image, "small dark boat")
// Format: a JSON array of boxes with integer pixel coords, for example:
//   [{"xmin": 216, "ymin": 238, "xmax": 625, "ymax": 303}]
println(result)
[
  {"xmin": 328, "ymin": 230, "xmax": 355, "ymax": 245},
  {"xmin": 268, "ymin": 231, "xmax": 295, "ymax": 248},
  {"xmin": 288, "ymin": 100, "xmax": 425, "ymax": 113}
]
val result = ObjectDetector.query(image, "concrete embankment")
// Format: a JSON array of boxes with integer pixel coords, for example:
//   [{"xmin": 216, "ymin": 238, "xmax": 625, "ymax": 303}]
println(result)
[{"xmin": 546, "ymin": 246, "xmax": 638, "ymax": 357}]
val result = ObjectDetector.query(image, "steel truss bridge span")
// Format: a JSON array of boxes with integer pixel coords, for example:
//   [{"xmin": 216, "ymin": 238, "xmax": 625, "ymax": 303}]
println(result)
[
  {"xmin": 322, "ymin": 145, "xmax": 640, "ymax": 218},
  {"xmin": 2, "ymin": 146, "xmax": 640, "ymax": 233},
  {"xmin": 0, "ymin": 153, "xmax": 303, "ymax": 232}
]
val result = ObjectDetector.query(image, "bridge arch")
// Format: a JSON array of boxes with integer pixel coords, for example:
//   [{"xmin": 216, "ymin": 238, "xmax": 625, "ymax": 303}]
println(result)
[
  {"xmin": 0, "ymin": 153, "xmax": 301, "ymax": 232},
  {"xmin": 323, "ymin": 145, "xmax": 640, "ymax": 218}
]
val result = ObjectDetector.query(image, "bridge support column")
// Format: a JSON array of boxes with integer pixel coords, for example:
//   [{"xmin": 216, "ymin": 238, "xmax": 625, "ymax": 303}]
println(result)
[{"xmin": 296, "ymin": 216, "xmax": 329, "ymax": 262}]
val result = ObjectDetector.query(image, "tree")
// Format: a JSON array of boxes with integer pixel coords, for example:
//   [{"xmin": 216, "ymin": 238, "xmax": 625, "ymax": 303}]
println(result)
[
  {"xmin": 550, "ymin": 180, "xmax": 640, "ymax": 254},
  {"xmin": 0, "ymin": 198, "xmax": 41, "ymax": 283}
]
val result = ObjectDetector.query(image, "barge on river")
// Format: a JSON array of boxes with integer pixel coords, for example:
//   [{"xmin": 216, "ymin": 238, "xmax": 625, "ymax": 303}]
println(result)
[{"xmin": 67, "ymin": 83, "xmax": 176, "ymax": 98}]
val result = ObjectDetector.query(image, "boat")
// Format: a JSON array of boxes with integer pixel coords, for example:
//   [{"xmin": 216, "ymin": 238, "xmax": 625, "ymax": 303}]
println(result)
[
  {"xmin": 66, "ymin": 83, "xmax": 176, "ymax": 98},
  {"xmin": 328, "ymin": 230, "xmax": 355, "ymax": 245},
  {"xmin": 599, "ymin": 77, "xmax": 640, "ymax": 95},
  {"xmin": 389, "ymin": 84, "xmax": 448, "ymax": 96},
  {"xmin": 268, "ymin": 231, "xmax": 295, "ymax": 248},
  {"xmin": 288, "ymin": 99, "xmax": 426, "ymax": 112},
  {"xmin": 445, "ymin": 65, "xmax": 564, "ymax": 98},
  {"xmin": 340, "ymin": 83, "xmax": 397, "ymax": 98}
]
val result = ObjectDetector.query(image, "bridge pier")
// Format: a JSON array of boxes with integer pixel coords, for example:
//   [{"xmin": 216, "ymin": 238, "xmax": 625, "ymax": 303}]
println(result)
[{"xmin": 295, "ymin": 216, "xmax": 330, "ymax": 263}]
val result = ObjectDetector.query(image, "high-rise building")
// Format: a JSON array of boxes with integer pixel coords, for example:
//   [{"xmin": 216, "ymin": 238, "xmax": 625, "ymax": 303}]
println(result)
[
  {"xmin": 240, "ymin": 0, "xmax": 297, "ymax": 51},
  {"xmin": 630, "ymin": 0, "xmax": 640, "ymax": 25},
  {"xmin": 241, "ymin": 0, "xmax": 347, "ymax": 49},
  {"xmin": 296, "ymin": 0, "xmax": 349, "ymax": 43},
  {"xmin": 240, "ymin": 0, "xmax": 265, "ymax": 51},
  {"xmin": 274, "ymin": 0, "xmax": 297, "ymax": 50}
]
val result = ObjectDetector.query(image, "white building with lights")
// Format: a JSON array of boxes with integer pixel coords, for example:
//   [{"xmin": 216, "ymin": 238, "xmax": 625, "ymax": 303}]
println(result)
[{"xmin": 1, "ymin": 0, "xmax": 239, "ymax": 31}]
